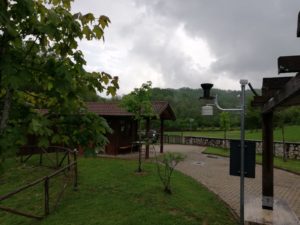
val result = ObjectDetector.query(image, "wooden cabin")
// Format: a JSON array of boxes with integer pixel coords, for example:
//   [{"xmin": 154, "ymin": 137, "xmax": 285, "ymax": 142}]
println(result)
[{"xmin": 85, "ymin": 101, "xmax": 176, "ymax": 155}]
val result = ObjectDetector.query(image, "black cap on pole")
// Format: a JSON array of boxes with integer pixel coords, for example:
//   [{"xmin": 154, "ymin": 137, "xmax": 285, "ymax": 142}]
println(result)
[{"xmin": 200, "ymin": 83, "xmax": 214, "ymax": 99}]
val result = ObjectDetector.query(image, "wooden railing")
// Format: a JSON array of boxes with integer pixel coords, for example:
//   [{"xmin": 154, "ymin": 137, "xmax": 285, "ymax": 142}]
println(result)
[{"xmin": 0, "ymin": 146, "xmax": 78, "ymax": 219}]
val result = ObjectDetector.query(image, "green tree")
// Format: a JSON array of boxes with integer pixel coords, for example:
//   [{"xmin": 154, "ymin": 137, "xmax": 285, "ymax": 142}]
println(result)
[
  {"xmin": 219, "ymin": 112, "xmax": 230, "ymax": 147},
  {"xmin": 121, "ymin": 81, "xmax": 154, "ymax": 172},
  {"xmin": 0, "ymin": 0, "xmax": 119, "ymax": 160},
  {"xmin": 245, "ymin": 99, "xmax": 261, "ymax": 131}
]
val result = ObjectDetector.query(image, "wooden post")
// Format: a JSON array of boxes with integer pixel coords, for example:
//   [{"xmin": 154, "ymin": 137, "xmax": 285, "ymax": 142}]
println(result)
[
  {"xmin": 145, "ymin": 118, "xmax": 150, "ymax": 159},
  {"xmin": 67, "ymin": 151, "xmax": 70, "ymax": 171},
  {"xmin": 44, "ymin": 177, "xmax": 49, "ymax": 216},
  {"xmin": 160, "ymin": 119, "xmax": 164, "ymax": 153},
  {"xmin": 262, "ymin": 112, "xmax": 274, "ymax": 210},
  {"xmin": 137, "ymin": 143, "xmax": 142, "ymax": 172},
  {"xmin": 73, "ymin": 151, "xmax": 78, "ymax": 190},
  {"xmin": 56, "ymin": 149, "xmax": 59, "ymax": 168},
  {"xmin": 39, "ymin": 152, "xmax": 43, "ymax": 166}
]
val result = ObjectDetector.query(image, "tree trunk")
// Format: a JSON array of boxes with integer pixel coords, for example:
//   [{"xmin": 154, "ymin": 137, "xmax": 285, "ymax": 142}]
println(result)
[
  {"xmin": 0, "ymin": 0, "xmax": 9, "ymax": 135},
  {"xmin": 0, "ymin": 89, "xmax": 13, "ymax": 135},
  {"xmin": 164, "ymin": 187, "xmax": 172, "ymax": 194},
  {"xmin": 224, "ymin": 129, "xmax": 227, "ymax": 148},
  {"xmin": 137, "ymin": 119, "xmax": 142, "ymax": 172},
  {"xmin": 282, "ymin": 126, "xmax": 287, "ymax": 162}
]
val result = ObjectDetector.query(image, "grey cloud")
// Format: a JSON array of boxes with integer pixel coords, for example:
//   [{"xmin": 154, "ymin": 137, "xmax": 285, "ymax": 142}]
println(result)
[
  {"xmin": 134, "ymin": 0, "xmax": 300, "ymax": 88},
  {"xmin": 72, "ymin": 0, "xmax": 300, "ymax": 92},
  {"xmin": 130, "ymin": 25, "xmax": 212, "ymax": 89}
]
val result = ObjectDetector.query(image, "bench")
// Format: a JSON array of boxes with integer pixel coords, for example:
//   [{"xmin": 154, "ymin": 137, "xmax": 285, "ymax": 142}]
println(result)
[
  {"xmin": 119, "ymin": 142, "xmax": 145, "ymax": 153},
  {"xmin": 119, "ymin": 145, "xmax": 132, "ymax": 152}
]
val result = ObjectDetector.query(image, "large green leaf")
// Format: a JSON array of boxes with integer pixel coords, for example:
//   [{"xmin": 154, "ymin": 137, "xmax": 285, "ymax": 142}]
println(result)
[{"xmin": 0, "ymin": 0, "xmax": 119, "ymax": 159}]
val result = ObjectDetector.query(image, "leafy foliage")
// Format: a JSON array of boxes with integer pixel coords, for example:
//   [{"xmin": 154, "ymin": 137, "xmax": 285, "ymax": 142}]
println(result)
[
  {"xmin": 245, "ymin": 98, "xmax": 261, "ymax": 130},
  {"xmin": 0, "ymin": 0, "xmax": 119, "ymax": 160},
  {"xmin": 121, "ymin": 81, "xmax": 154, "ymax": 172},
  {"xmin": 49, "ymin": 113, "xmax": 112, "ymax": 156},
  {"xmin": 156, "ymin": 152, "xmax": 186, "ymax": 194},
  {"xmin": 121, "ymin": 81, "xmax": 154, "ymax": 121}
]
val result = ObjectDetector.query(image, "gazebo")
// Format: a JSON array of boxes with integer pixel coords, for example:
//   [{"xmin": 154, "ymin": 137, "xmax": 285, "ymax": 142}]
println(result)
[{"xmin": 85, "ymin": 101, "xmax": 176, "ymax": 156}]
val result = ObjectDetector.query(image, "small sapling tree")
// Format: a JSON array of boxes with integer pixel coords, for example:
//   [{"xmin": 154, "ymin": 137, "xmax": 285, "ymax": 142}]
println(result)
[
  {"xmin": 156, "ymin": 152, "xmax": 185, "ymax": 194},
  {"xmin": 121, "ymin": 81, "xmax": 154, "ymax": 172}
]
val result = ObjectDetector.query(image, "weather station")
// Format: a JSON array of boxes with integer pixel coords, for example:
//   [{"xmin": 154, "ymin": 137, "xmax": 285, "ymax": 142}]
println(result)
[{"xmin": 200, "ymin": 80, "xmax": 256, "ymax": 225}]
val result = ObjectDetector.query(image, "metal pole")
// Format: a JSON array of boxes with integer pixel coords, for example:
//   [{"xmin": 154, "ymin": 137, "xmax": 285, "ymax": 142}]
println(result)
[
  {"xmin": 240, "ymin": 79, "xmax": 248, "ymax": 225},
  {"xmin": 201, "ymin": 80, "xmax": 248, "ymax": 225}
]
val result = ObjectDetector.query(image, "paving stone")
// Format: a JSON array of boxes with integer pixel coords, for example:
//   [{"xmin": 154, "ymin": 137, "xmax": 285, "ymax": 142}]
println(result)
[{"xmin": 159, "ymin": 144, "xmax": 300, "ymax": 221}]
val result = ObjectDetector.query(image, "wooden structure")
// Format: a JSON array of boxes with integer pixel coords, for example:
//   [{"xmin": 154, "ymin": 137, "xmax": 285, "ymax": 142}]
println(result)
[
  {"xmin": 252, "ymin": 11, "xmax": 300, "ymax": 211},
  {"xmin": 1, "ymin": 146, "xmax": 78, "ymax": 219},
  {"xmin": 85, "ymin": 101, "xmax": 176, "ymax": 156}
]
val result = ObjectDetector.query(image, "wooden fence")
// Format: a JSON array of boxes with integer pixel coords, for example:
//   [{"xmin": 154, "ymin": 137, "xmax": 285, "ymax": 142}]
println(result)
[{"xmin": 0, "ymin": 146, "xmax": 78, "ymax": 219}]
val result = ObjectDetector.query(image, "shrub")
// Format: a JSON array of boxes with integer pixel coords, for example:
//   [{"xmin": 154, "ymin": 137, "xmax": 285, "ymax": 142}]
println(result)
[{"xmin": 156, "ymin": 152, "xmax": 186, "ymax": 194}]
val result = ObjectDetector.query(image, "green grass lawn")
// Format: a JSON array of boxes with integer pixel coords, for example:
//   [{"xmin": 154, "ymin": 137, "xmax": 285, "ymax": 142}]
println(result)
[
  {"xmin": 203, "ymin": 147, "xmax": 300, "ymax": 174},
  {"xmin": 166, "ymin": 125, "xmax": 300, "ymax": 142},
  {"xmin": 0, "ymin": 156, "xmax": 237, "ymax": 225}
]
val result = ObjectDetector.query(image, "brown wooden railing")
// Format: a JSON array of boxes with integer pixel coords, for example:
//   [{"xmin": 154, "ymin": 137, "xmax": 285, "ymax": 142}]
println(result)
[{"xmin": 0, "ymin": 146, "xmax": 78, "ymax": 219}]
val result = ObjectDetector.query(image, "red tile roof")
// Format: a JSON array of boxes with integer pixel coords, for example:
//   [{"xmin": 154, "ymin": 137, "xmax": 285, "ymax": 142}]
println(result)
[
  {"xmin": 85, "ymin": 102, "xmax": 132, "ymax": 116},
  {"xmin": 38, "ymin": 101, "xmax": 176, "ymax": 120},
  {"xmin": 85, "ymin": 101, "xmax": 176, "ymax": 120}
]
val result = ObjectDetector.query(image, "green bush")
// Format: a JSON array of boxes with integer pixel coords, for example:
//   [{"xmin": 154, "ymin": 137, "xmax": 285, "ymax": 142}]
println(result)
[{"xmin": 156, "ymin": 152, "xmax": 186, "ymax": 194}]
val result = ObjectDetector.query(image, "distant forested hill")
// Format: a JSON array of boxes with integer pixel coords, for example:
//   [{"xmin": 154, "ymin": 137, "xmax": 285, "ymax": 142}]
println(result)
[
  {"xmin": 89, "ymin": 86, "xmax": 300, "ymax": 131},
  {"xmin": 150, "ymin": 87, "xmax": 300, "ymax": 131},
  {"xmin": 149, "ymin": 87, "xmax": 256, "ymax": 130}
]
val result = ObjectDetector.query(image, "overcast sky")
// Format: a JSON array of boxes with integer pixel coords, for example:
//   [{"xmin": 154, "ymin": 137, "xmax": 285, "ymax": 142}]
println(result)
[{"xmin": 72, "ymin": 0, "xmax": 300, "ymax": 95}]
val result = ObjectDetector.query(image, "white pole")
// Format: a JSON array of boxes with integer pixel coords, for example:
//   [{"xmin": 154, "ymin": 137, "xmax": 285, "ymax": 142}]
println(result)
[
  {"xmin": 201, "ymin": 80, "xmax": 248, "ymax": 225},
  {"xmin": 240, "ymin": 79, "xmax": 248, "ymax": 225}
]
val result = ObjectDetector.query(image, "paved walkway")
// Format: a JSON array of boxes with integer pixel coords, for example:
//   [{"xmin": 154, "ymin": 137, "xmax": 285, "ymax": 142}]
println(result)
[{"xmin": 149, "ymin": 144, "xmax": 300, "ymax": 222}]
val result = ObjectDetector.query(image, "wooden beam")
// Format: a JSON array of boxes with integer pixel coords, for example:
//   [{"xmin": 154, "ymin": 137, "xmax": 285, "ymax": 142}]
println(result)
[
  {"xmin": 160, "ymin": 119, "xmax": 164, "ymax": 153},
  {"xmin": 278, "ymin": 56, "xmax": 300, "ymax": 73},
  {"xmin": 279, "ymin": 94, "xmax": 300, "ymax": 107},
  {"xmin": 262, "ymin": 74, "xmax": 300, "ymax": 113},
  {"xmin": 251, "ymin": 96, "xmax": 269, "ymax": 107},
  {"xmin": 251, "ymin": 77, "xmax": 293, "ymax": 107},
  {"xmin": 262, "ymin": 77, "xmax": 292, "ymax": 95},
  {"xmin": 0, "ymin": 206, "xmax": 43, "ymax": 220},
  {"xmin": 262, "ymin": 112, "xmax": 274, "ymax": 210}
]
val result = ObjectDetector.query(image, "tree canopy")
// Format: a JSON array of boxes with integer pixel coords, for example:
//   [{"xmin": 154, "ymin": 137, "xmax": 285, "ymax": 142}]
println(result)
[
  {"xmin": 121, "ymin": 81, "xmax": 154, "ymax": 122},
  {"xmin": 0, "ymin": 0, "xmax": 119, "ymax": 158},
  {"xmin": 120, "ymin": 81, "xmax": 154, "ymax": 172}
]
